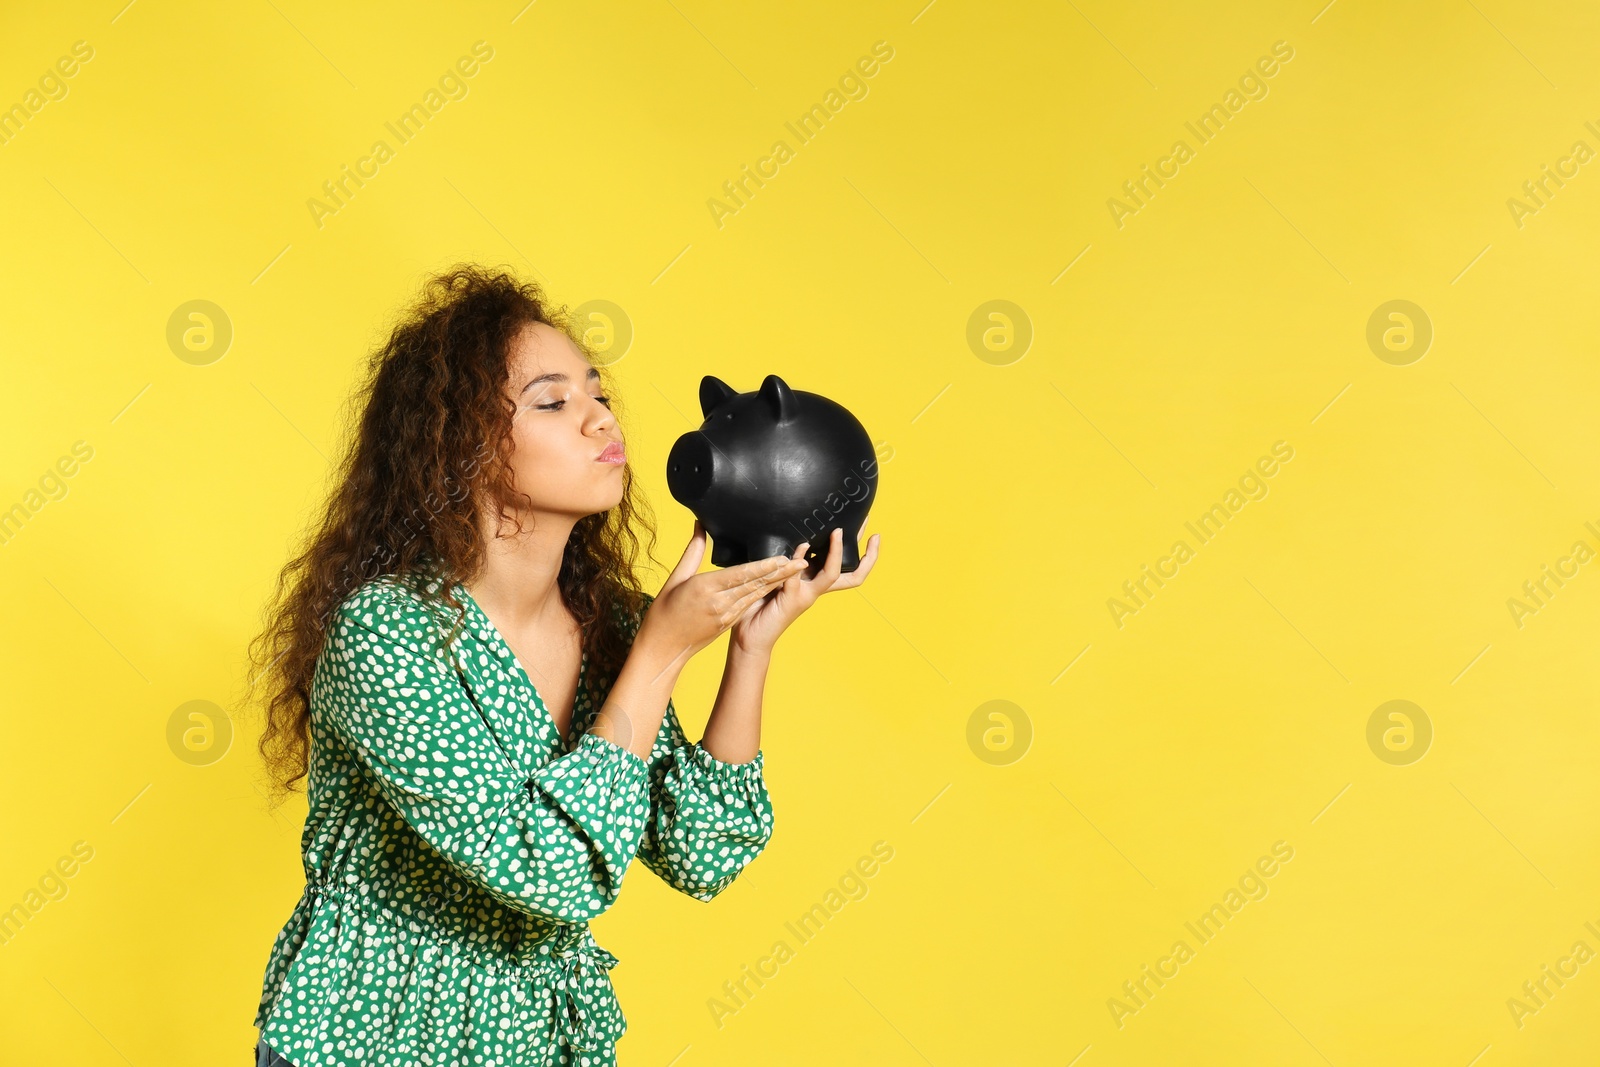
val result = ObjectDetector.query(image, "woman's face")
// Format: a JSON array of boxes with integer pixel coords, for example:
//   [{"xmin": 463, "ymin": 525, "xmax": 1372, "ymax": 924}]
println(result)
[{"xmin": 496, "ymin": 320, "xmax": 626, "ymax": 524}]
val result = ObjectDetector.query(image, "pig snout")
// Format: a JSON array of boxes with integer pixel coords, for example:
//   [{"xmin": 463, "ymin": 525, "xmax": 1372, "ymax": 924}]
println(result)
[{"xmin": 666, "ymin": 431, "xmax": 716, "ymax": 506}]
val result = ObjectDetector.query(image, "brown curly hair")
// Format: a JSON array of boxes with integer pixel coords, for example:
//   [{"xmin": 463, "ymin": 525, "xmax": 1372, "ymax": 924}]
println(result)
[{"xmin": 245, "ymin": 263, "xmax": 659, "ymax": 805}]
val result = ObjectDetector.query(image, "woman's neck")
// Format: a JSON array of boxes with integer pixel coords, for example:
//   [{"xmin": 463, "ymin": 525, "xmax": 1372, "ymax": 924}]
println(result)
[{"xmin": 465, "ymin": 511, "xmax": 577, "ymax": 635}]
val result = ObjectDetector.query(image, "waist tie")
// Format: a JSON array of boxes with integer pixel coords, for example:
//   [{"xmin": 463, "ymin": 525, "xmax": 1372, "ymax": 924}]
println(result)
[
  {"xmin": 549, "ymin": 931, "xmax": 625, "ymax": 1053},
  {"xmin": 296, "ymin": 879, "xmax": 627, "ymax": 1053}
]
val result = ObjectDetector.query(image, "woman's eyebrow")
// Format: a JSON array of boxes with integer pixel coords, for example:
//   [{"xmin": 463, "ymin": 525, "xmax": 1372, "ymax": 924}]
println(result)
[{"xmin": 520, "ymin": 367, "xmax": 602, "ymax": 393}]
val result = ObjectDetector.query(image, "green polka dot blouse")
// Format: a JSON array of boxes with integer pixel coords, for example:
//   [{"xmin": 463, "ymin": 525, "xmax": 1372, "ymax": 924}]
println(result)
[{"xmin": 253, "ymin": 568, "xmax": 775, "ymax": 1066}]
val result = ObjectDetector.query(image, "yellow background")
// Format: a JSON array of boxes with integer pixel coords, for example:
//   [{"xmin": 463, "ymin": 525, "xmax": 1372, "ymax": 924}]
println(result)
[{"xmin": 2, "ymin": 0, "xmax": 1599, "ymax": 1063}]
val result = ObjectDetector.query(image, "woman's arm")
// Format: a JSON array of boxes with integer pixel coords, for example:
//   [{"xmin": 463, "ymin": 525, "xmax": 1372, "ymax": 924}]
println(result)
[
  {"xmin": 632, "ymin": 525, "xmax": 879, "ymax": 900},
  {"xmin": 602, "ymin": 592, "xmax": 774, "ymax": 900},
  {"xmin": 587, "ymin": 527, "xmax": 807, "ymax": 762},
  {"xmin": 696, "ymin": 642, "xmax": 771, "ymax": 765},
  {"xmin": 698, "ymin": 524, "xmax": 882, "ymax": 764},
  {"xmin": 584, "ymin": 631, "xmax": 684, "ymax": 762}
]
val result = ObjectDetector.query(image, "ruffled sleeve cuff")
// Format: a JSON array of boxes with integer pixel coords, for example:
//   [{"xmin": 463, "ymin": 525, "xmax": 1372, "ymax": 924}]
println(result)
[
  {"xmin": 644, "ymin": 742, "xmax": 775, "ymax": 900},
  {"xmin": 526, "ymin": 732, "xmax": 653, "ymax": 894},
  {"xmin": 685, "ymin": 742, "xmax": 767, "ymax": 786}
]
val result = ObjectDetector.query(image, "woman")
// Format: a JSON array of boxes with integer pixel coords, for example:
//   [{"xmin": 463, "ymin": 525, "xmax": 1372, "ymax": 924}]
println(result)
[{"xmin": 245, "ymin": 265, "xmax": 880, "ymax": 1067}]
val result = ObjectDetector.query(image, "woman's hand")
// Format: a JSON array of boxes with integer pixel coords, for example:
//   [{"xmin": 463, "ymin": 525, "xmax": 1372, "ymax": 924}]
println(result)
[
  {"xmin": 730, "ymin": 519, "xmax": 881, "ymax": 657},
  {"xmin": 637, "ymin": 521, "xmax": 810, "ymax": 675}
]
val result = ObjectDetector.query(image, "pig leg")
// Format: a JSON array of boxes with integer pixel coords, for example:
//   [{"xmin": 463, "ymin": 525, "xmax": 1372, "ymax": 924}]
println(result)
[
  {"xmin": 838, "ymin": 531, "xmax": 862, "ymax": 572},
  {"xmin": 747, "ymin": 532, "xmax": 794, "ymax": 562},
  {"xmin": 709, "ymin": 535, "xmax": 747, "ymax": 568}
]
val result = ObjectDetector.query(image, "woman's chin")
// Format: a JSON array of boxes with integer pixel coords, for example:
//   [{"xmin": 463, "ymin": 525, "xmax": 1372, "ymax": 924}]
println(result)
[{"xmin": 590, "ymin": 485, "xmax": 627, "ymax": 514}]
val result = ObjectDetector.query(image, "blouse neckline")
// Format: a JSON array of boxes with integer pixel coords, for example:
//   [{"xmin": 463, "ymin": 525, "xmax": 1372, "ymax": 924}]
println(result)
[{"xmin": 448, "ymin": 579, "xmax": 591, "ymax": 751}]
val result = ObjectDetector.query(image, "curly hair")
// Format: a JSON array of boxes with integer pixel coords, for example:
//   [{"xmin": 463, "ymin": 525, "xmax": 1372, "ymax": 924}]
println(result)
[{"xmin": 244, "ymin": 263, "xmax": 659, "ymax": 805}]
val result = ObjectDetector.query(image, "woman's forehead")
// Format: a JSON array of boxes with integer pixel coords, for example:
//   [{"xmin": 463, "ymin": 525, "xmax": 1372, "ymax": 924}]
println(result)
[{"xmin": 507, "ymin": 321, "xmax": 592, "ymax": 380}]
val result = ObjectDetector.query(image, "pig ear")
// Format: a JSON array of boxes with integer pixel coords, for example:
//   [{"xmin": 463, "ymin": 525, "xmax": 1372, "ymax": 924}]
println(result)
[
  {"xmin": 758, "ymin": 374, "xmax": 798, "ymax": 423},
  {"xmin": 699, "ymin": 375, "xmax": 738, "ymax": 419}
]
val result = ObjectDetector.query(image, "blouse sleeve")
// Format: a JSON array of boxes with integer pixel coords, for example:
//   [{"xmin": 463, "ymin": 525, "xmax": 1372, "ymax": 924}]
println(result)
[
  {"xmin": 622, "ymin": 594, "xmax": 776, "ymax": 901},
  {"xmin": 635, "ymin": 699, "xmax": 776, "ymax": 901},
  {"xmin": 314, "ymin": 588, "xmax": 653, "ymax": 925}
]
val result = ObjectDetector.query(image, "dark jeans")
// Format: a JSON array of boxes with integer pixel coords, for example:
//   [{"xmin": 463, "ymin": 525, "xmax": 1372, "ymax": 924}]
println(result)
[{"xmin": 255, "ymin": 1038, "xmax": 296, "ymax": 1067}]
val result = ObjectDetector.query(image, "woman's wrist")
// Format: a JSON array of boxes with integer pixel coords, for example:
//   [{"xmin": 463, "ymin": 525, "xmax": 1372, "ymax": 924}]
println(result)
[
  {"xmin": 727, "ymin": 637, "xmax": 773, "ymax": 665},
  {"xmin": 630, "ymin": 622, "xmax": 691, "ymax": 683}
]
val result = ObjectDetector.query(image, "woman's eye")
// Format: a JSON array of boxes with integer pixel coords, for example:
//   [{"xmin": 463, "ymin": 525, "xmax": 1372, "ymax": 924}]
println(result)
[{"xmin": 535, "ymin": 395, "xmax": 609, "ymax": 411}]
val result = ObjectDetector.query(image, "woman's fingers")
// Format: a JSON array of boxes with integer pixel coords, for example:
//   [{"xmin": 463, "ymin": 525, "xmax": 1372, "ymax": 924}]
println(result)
[
  {"xmin": 789, "ymin": 539, "xmax": 813, "ymax": 591},
  {"xmin": 714, "ymin": 556, "xmax": 804, "ymax": 612},
  {"xmin": 718, "ymin": 552, "xmax": 807, "ymax": 594},
  {"xmin": 788, "ymin": 529, "xmax": 838, "ymax": 603},
  {"xmin": 850, "ymin": 533, "xmax": 881, "ymax": 583},
  {"xmin": 819, "ymin": 527, "xmax": 846, "ymax": 584},
  {"xmin": 826, "ymin": 532, "xmax": 880, "ymax": 590},
  {"xmin": 662, "ymin": 520, "xmax": 708, "ymax": 592},
  {"xmin": 755, "ymin": 557, "xmax": 810, "ymax": 595},
  {"xmin": 725, "ymin": 563, "xmax": 803, "ymax": 621}
]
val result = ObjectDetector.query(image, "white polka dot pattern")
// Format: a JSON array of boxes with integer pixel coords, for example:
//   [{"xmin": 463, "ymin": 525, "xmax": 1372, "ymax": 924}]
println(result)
[{"xmin": 253, "ymin": 570, "xmax": 776, "ymax": 1066}]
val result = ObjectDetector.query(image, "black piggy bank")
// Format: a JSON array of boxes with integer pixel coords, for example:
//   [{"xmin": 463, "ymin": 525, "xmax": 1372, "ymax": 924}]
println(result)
[{"xmin": 666, "ymin": 374, "xmax": 877, "ymax": 572}]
